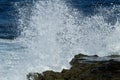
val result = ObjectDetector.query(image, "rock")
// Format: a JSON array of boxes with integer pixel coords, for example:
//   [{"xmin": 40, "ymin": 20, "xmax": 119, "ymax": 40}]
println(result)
[
  {"xmin": 70, "ymin": 53, "xmax": 88, "ymax": 65},
  {"xmin": 27, "ymin": 53, "xmax": 120, "ymax": 80},
  {"xmin": 43, "ymin": 71, "xmax": 63, "ymax": 80},
  {"xmin": 107, "ymin": 54, "xmax": 120, "ymax": 57},
  {"xmin": 27, "ymin": 73, "xmax": 44, "ymax": 80}
]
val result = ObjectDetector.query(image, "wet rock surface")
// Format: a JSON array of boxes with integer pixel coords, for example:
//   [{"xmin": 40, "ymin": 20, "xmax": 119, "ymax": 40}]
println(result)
[{"xmin": 27, "ymin": 53, "xmax": 120, "ymax": 80}]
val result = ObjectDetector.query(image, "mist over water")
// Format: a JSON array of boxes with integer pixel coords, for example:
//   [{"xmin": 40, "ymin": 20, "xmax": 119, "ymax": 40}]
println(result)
[{"xmin": 0, "ymin": 0, "xmax": 120, "ymax": 80}]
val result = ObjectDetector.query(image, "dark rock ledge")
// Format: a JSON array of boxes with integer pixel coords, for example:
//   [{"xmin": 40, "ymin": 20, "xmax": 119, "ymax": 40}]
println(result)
[{"xmin": 27, "ymin": 53, "xmax": 120, "ymax": 80}]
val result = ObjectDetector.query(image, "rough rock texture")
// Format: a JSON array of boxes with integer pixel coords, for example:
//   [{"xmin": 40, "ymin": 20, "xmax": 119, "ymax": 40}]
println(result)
[{"xmin": 27, "ymin": 53, "xmax": 120, "ymax": 80}]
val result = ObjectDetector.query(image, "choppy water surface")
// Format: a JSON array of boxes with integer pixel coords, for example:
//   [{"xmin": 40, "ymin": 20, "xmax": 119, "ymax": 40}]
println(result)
[{"xmin": 0, "ymin": 0, "xmax": 120, "ymax": 80}]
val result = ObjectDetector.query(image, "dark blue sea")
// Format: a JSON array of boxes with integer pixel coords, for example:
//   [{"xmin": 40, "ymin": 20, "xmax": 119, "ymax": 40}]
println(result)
[
  {"xmin": 0, "ymin": 0, "xmax": 120, "ymax": 80},
  {"xmin": 0, "ymin": 0, "xmax": 120, "ymax": 39}
]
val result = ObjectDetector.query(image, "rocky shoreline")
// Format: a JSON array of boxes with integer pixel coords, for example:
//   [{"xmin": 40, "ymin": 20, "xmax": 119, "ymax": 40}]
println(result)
[{"xmin": 27, "ymin": 53, "xmax": 120, "ymax": 80}]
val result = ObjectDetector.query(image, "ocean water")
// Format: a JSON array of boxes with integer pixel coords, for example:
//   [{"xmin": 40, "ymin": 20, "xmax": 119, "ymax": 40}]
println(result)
[{"xmin": 0, "ymin": 0, "xmax": 120, "ymax": 80}]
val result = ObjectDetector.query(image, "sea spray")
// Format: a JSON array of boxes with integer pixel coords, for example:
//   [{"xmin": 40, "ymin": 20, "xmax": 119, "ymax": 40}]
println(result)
[{"xmin": 17, "ymin": 0, "xmax": 120, "ymax": 79}]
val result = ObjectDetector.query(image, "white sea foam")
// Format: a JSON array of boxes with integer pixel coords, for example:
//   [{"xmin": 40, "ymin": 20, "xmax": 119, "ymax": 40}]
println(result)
[{"xmin": 0, "ymin": 0, "xmax": 120, "ymax": 80}]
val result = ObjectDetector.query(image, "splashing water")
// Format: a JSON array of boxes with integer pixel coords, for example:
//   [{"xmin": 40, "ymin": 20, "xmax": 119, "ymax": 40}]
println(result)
[{"xmin": 0, "ymin": 0, "xmax": 120, "ymax": 80}]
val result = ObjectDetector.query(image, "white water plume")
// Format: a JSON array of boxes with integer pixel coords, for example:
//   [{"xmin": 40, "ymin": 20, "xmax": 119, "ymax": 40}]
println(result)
[{"xmin": 18, "ymin": 0, "xmax": 120, "ymax": 78}]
